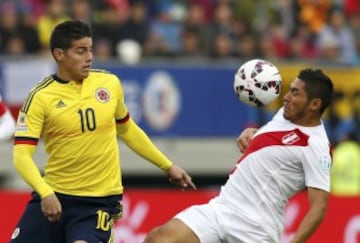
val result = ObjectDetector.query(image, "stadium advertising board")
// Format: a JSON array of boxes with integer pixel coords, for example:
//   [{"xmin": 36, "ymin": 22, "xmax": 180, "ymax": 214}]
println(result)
[{"xmin": 1, "ymin": 189, "xmax": 359, "ymax": 243}]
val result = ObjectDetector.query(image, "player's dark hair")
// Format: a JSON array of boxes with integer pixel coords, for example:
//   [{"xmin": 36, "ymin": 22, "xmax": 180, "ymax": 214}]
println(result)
[
  {"xmin": 50, "ymin": 20, "xmax": 92, "ymax": 52},
  {"xmin": 298, "ymin": 68, "xmax": 334, "ymax": 114}
]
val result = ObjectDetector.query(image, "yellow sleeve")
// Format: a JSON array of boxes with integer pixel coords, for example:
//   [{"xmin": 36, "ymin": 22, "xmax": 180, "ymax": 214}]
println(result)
[
  {"xmin": 13, "ymin": 144, "xmax": 54, "ymax": 198},
  {"xmin": 117, "ymin": 117, "xmax": 172, "ymax": 171}
]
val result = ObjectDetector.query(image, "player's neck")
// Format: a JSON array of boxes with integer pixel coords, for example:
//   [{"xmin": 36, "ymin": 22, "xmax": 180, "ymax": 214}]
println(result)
[{"xmin": 293, "ymin": 116, "xmax": 321, "ymax": 127}]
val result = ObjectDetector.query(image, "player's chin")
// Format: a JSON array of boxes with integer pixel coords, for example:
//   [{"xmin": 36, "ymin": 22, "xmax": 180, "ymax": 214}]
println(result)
[
  {"xmin": 283, "ymin": 111, "xmax": 291, "ymax": 121},
  {"xmin": 80, "ymin": 69, "xmax": 90, "ymax": 78}
]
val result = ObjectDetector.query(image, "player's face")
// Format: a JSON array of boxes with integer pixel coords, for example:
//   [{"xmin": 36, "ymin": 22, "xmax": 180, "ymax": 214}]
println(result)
[
  {"xmin": 282, "ymin": 78, "xmax": 311, "ymax": 124},
  {"xmin": 61, "ymin": 37, "xmax": 93, "ymax": 81}
]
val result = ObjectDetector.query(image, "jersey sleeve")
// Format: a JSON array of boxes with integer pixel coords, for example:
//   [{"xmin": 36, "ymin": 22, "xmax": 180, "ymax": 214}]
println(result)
[
  {"xmin": 113, "ymin": 76, "xmax": 129, "ymax": 121},
  {"xmin": 14, "ymin": 92, "xmax": 46, "ymax": 143},
  {"xmin": 302, "ymin": 143, "xmax": 332, "ymax": 192}
]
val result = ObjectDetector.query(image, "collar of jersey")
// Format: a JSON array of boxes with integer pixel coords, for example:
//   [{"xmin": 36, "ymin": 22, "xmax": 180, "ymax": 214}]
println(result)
[{"xmin": 53, "ymin": 74, "xmax": 69, "ymax": 84}]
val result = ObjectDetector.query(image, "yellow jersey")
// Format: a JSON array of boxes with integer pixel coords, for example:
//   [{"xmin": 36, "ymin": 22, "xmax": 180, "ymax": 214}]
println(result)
[{"xmin": 15, "ymin": 70, "xmax": 128, "ymax": 196}]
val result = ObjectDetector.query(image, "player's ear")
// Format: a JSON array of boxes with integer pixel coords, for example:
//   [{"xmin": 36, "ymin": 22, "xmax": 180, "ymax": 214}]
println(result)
[
  {"xmin": 309, "ymin": 98, "xmax": 322, "ymax": 112},
  {"xmin": 53, "ymin": 48, "xmax": 64, "ymax": 62}
]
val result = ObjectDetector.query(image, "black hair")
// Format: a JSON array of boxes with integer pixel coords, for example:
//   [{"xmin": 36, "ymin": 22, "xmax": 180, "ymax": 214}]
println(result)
[
  {"xmin": 298, "ymin": 68, "xmax": 334, "ymax": 114},
  {"xmin": 50, "ymin": 20, "xmax": 92, "ymax": 52}
]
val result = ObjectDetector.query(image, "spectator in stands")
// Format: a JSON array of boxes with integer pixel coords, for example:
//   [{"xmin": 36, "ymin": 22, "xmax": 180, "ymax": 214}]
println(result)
[
  {"xmin": 331, "ymin": 133, "xmax": 360, "ymax": 195},
  {"xmin": 121, "ymin": 1, "xmax": 150, "ymax": 46},
  {"xmin": 210, "ymin": 33, "xmax": 234, "ymax": 58},
  {"xmin": 37, "ymin": 0, "xmax": 70, "ymax": 49},
  {"xmin": 326, "ymin": 91, "xmax": 356, "ymax": 145},
  {"xmin": 69, "ymin": 0, "xmax": 92, "ymax": 23},
  {"xmin": 235, "ymin": 34, "xmax": 258, "ymax": 59},
  {"xmin": 316, "ymin": 8, "xmax": 358, "ymax": 65},
  {"xmin": 179, "ymin": 26, "xmax": 203, "ymax": 57},
  {"xmin": 144, "ymin": 0, "xmax": 185, "ymax": 56},
  {"xmin": 207, "ymin": 2, "xmax": 237, "ymax": 56},
  {"xmin": 287, "ymin": 24, "xmax": 319, "ymax": 60},
  {"xmin": 353, "ymin": 90, "xmax": 360, "ymax": 141},
  {"xmin": 182, "ymin": 2, "xmax": 211, "ymax": 56},
  {"xmin": 348, "ymin": 13, "xmax": 360, "ymax": 61},
  {"xmin": 297, "ymin": 0, "xmax": 332, "ymax": 34},
  {"xmin": 91, "ymin": 0, "xmax": 129, "ymax": 56},
  {"xmin": 0, "ymin": 1, "xmax": 41, "ymax": 56},
  {"xmin": 0, "ymin": 94, "xmax": 16, "ymax": 142}
]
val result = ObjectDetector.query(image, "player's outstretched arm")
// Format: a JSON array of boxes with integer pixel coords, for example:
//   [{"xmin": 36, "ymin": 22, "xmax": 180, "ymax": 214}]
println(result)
[
  {"xmin": 290, "ymin": 187, "xmax": 328, "ymax": 243},
  {"xmin": 236, "ymin": 127, "xmax": 258, "ymax": 153},
  {"xmin": 117, "ymin": 118, "xmax": 196, "ymax": 189}
]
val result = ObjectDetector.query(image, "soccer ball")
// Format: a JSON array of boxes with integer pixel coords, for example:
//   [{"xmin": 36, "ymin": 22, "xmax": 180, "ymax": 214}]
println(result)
[{"xmin": 234, "ymin": 59, "xmax": 282, "ymax": 107}]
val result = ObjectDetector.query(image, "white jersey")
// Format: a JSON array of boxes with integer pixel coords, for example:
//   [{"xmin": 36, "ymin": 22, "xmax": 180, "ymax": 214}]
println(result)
[
  {"xmin": 218, "ymin": 108, "xmax": 332, "ymax": 242},
  {"xmin": 0, "ymin": 94, "xmax": 16, "ymax": 141}
]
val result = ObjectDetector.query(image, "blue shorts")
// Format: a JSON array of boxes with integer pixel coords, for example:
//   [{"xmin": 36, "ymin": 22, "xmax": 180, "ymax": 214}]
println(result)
[{"xmin": 10, "ymin": 191, "xmax": 122, "ymax": 243}]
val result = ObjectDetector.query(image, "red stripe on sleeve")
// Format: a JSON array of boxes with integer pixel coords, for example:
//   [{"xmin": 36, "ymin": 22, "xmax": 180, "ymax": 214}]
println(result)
[
  {"xmin": 0, "ymin": 102, "xmax": 6, "ymax": 116},
  {"xmin": 116, "ymin": 113, "xmax": 130, "ymax": 124},
  {"xmin": 14, "ymin": 137, "xmax": 39, "ymax": 145}
]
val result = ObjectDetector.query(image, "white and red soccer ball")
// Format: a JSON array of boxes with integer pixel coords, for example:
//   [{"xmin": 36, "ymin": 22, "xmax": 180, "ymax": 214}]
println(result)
[{"xmin": 234, "ymin": 59, "xmax": 282, "ymax": 107}]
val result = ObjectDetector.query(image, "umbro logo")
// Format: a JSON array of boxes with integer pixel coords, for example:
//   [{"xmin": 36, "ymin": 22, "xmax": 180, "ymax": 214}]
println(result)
[{"xmin": 56, "ymin": 100, "xmax": 67, "ymax": 108}]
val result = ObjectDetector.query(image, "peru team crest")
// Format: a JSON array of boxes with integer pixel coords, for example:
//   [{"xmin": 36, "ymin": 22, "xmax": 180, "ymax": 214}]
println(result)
[{"xmin": 95, "ymin": 88, "xmax": 110, "ymax": 103}]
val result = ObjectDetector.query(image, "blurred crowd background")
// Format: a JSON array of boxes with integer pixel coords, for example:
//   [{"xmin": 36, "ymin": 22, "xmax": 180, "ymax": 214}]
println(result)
[{"xmin": 0, "ymin": 0, "xmax": 359, "ymax": 65}]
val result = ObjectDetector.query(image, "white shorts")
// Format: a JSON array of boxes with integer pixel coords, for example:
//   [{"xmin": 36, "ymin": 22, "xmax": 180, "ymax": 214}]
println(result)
[{"xmin": 174, "ymin": 197, "xmax": 276, "ymax": 243}]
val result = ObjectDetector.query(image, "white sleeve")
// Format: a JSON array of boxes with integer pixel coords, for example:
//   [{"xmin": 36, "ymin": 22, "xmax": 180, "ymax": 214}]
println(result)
[
  {"xmin": 303, "ymin": 144, "xmax": 332, "ymax": 192},
  {"xmin": 0, "ymin": 109, "xmax": 16, "ymax": 142}
]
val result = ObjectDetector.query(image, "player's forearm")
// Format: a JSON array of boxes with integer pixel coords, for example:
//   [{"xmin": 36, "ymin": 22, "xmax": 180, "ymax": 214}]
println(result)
[
  {"xmin": 290, "ymin": 206, "xmax": 326, "ymax": 243},
  {"xmin": 13, "ymin": 144, "xmax": 54, "ymax": 198},
  {"xmin": 0, "ymin": 111, "xmax": 16, "ymax": 141},
  {"xmin": 117, "ymin": 118, "xmax": 172, "ymax": 171}
]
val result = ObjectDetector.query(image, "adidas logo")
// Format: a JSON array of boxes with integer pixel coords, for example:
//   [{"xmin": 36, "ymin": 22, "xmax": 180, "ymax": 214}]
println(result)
[{"xmin": 56, "ymin": 100, "xmax": 67, "ymax": 108}]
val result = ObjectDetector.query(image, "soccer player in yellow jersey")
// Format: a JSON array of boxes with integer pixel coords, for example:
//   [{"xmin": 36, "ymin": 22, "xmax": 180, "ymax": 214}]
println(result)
[{"xmin": 10, "ymin": 20, "xmax": 195, "ymax": 243}]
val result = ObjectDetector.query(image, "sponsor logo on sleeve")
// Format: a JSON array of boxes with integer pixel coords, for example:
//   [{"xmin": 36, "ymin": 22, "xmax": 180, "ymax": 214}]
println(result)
[
  {"xmin": 16, "ymin": 113, "xmax": 28, "ymax": 131},
  {"xmin": 318, "ymin": 155, "xmax": 332, "ymax": 170}
]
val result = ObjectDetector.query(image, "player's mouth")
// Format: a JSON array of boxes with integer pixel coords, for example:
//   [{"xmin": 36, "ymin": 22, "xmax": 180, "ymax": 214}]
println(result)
[{"xmin": 82, "ymin": 65, "xmax": 91, "ymax": 71}]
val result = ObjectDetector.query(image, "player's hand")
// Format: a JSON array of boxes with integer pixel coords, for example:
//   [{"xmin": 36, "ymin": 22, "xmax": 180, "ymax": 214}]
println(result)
[
  {"xmin": 41, "ymin": 193, "xmax": 62, "ymax": 223},
  {"xmin": 236, "ymin": 127, "xmax": 258, "ymax": 153},
  {"xmin": 166, "ymin": 164, "xmax": 196, "ymax": 190}
]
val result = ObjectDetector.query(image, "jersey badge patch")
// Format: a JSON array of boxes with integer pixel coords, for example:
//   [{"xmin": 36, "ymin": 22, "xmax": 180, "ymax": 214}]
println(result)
[
  {"xmin": 16, "ymin": 113, "xmax": 28, "ymax": 131},
  {"xmin": 282, "ymin": 132, "xmax": 300, "ymax": 145},
  {"xmin": 95, "ymin": 88, "xmax": 110, "ymax": 103}
]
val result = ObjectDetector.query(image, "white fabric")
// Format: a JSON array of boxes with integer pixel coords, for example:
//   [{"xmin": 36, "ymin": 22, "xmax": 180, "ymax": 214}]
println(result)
[
  {"xmin": 0, "ymin": 95, "xmax": 16, "ymax": 142},
  {"xmin": 177, "ymin": 108, "xmax": 332, "ymax": 243}
]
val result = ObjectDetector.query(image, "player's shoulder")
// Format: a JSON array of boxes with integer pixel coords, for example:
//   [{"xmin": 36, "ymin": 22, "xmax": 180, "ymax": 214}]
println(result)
[
  {"xmin": 89, "ymin": 69, "xmax": 118, "ymax": 79},
  {"xmin": 28, "ymin": 74, "xmax": 57, "ymax": 96}
]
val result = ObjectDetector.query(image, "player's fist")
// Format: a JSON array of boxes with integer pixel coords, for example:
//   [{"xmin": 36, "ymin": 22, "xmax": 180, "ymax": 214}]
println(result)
[{"xmin": 237, "ymin": 127, "xmax": 258, "ymax": 153}]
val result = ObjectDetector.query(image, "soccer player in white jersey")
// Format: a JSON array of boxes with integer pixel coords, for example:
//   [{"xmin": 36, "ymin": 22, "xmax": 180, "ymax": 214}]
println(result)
[
  {"xmin": 144, "ymin": 68, "xmax": 334, "ymax": 243},
  {"xmin": 0, "ymin": 94, "xmax": 16, "ymax": 142}
]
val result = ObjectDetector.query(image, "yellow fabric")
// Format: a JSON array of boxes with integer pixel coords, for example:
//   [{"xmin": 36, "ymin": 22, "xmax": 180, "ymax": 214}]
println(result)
[
  {"xmin": 117, "ymin": 117, "xmax": 172, "ymax": 171},
  {"xmin": 13, "ymin": 144, "xmax": 54, "ymax": 198},
  {"xmin": 331, "ymin": 141, "xmax": 360, "ymax": 196},
  {"xmin": 14, "ymin": 70, "xmax": 128, "ymax": 197}
]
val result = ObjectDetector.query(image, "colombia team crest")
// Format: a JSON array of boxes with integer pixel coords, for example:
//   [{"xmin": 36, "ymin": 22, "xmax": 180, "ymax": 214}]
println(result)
[{"xmin": 95, "ymin": 88, "xmax": 110, "ymax": 103}]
